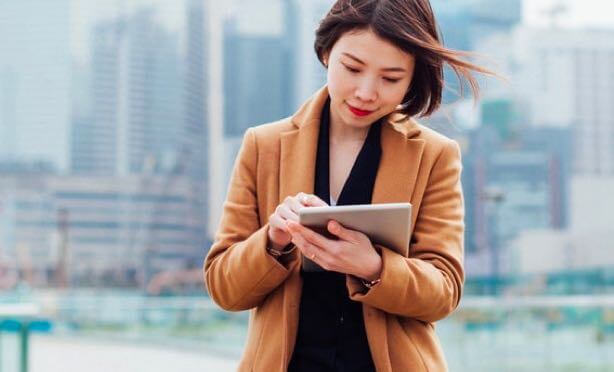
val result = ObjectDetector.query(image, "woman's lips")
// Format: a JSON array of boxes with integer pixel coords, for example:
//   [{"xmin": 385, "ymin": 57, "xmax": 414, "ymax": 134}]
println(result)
[{"xmin": 347, "ymin": 103, "xmax": 374, "ymax": 117}]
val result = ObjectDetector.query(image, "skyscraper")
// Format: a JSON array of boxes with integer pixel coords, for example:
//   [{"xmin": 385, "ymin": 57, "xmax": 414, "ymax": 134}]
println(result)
[
  {"xmin": 462, "ymin": 122, "xmax": 571, "ymax": 276},
  {"xmin": 285, "ymin": 0, "xmax": 334, "ymax": 109},
  {"xmin": 223, "ymin": 17, "xmax": 290, "ymax": 137},
  {"xmin": 478, "ymin": 27, "xmax": 614, "ymax": 175},
  {"xmin": 0, "ymin": 0, "xmax": 71, "ymax": 171},
  {"xmin": 72, "ymin": 9, "xmax": 185, "ymax": 176},
  {"xmin": 182, "ymin": 0, "xmax": 210, "ymax": 257},
  {"xmin": 71, "ymin": 20, "xmax": 121, "ymax": 175}
]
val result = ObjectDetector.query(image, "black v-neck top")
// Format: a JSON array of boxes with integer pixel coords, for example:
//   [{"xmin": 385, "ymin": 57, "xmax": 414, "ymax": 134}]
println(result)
[{"xmin": 288, "ymin": 98, "xmax": 382, "ymax": 372}]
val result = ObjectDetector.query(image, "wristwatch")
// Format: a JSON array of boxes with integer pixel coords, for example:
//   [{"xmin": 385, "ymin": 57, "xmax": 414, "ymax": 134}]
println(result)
[
  {"xmin": 266, "ymin": 243, "xmax": 296, "ymax": 257},
  {"xmin": 361, "ymin": 277, "xmax": 381, "ymax": 289}
]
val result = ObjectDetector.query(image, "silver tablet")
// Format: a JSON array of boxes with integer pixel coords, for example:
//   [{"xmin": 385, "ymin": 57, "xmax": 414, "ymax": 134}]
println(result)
[{"xmin": 298, "ymin": 202, "xmax": 412, "ymax": 272}]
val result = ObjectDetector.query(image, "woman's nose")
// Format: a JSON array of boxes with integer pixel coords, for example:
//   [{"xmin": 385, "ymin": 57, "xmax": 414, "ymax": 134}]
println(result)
[{"xmin": 354, "ymin": 78, "xmax": 378, "ymax": 102}]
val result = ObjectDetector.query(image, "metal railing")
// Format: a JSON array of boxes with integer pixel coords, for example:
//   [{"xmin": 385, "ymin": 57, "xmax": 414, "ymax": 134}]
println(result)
[
  {"xmin": 1, "ymin": 292, "xmax": 613, "ymax": 371},
  {"xmin": 0, "ymin": 303, "xmax": 38, "ymax": 372}
]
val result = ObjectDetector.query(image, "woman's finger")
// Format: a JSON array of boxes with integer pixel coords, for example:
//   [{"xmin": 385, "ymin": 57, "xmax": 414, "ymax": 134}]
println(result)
[
  {"xmin": 278, "ymin": 204, "xmax": 298, "ymax": 222},
  {"xmin": 293, "ymin": 235, "xmax": 324, "ymax": 262},
  {"xmin": 295, "ymin": 192, "xmax": 328, "ymax": 207},
  {"xmin": 303, "ymin": 194, "xmax": 328, "ymax": 207},
  {"xmin": 286, "ymin": 196, "xmax": 304, "ymax": 214},
  {"xmin": 288, "ymin": 220, "xmax": 335, "ymax": 250},
  {"xmin": 269, "ymin": 214, "xmax": 290, "ymax": 232},
  {"xmin": 289, "ymin": 227, "xmax": 310, "ymax": 251},
  {"xmin": 327, "ymin": 220, "xmax": 358, "ymax": 242}
]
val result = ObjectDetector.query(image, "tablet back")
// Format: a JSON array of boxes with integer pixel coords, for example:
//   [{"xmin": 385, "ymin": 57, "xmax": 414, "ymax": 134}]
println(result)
[{"xmin": 299, "ymin": 203, "xmax": 412, "ymax": 272}]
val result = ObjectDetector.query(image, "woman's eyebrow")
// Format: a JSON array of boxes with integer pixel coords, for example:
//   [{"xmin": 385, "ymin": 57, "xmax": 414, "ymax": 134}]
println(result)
[{"xmin": 341, "ymin": 52, "xmax": 407, "ymax": 72}]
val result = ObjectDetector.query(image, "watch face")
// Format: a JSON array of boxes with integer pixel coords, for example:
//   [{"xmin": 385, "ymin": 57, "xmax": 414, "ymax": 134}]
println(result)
[{"xmin": 362, "ymin": 278, "xmax": 381, "ymax": 288}]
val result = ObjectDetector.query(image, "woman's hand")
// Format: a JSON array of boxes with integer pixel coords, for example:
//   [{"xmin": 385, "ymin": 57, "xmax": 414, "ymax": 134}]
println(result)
[
  {"xmin": 267, "ymin": 192, "xmax": 328, "ymax": 251},
  {"xmin": 286, "ymin": 220, "xmax": 383, "ymax": 281}
]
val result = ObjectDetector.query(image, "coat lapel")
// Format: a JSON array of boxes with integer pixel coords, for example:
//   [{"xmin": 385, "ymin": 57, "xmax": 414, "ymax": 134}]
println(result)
[
  {"xmin": 363, "ymin": 120, "xmax": 424, "ymax": 372},
  {"xmin": 372, "ymin": 121, "xmax": 425, "ymax": 256},
  {"xmin": 278, "ymin": 87, "xmax": 330, "ymax": 201},
  {"xmin": 278, "ymin": 90, "xmax": 324, "ymax": 367},
  {"xmin": 279, "ymin": 122, "xmax": 319, "ymax": 200}
]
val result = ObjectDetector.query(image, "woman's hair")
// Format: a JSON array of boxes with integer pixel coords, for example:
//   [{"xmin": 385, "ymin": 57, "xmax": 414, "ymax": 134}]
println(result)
[{"xmin": 315, "ymin": 0, "xmax": 492, "ymax": 118}]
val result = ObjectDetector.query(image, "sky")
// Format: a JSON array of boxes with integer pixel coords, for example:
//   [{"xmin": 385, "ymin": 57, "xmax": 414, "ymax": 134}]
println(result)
[
  {"xmin": 69, "ymin": 0, "xmax": 614, "ymax": 62},
  {"xmin": 523, "ymin": 0, "xmax": 614, "ymax": 28},
  {"xmin": 70, "ymin": 0, "xmax": 186, "ymax": 63}
]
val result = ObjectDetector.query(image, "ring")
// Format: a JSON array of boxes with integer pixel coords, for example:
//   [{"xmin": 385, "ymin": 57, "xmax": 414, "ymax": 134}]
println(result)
[{"xmin": 310, "ymin": 253, "xmax": 316, "ymax": 260}]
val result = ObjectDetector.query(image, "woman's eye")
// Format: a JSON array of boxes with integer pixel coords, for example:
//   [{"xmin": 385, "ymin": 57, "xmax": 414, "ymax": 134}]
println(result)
[
  {"xmin": 344, "ymin": 65, "xmax": 360, "ymax": 73},
  {"xmin": 383, "ymin": 77, "xmax": 401, "ymax": 83}
]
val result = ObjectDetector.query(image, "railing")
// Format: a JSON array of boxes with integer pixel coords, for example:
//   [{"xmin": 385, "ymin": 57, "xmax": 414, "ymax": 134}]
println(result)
[
  {"xmin": 1, "ymin": 292, "xmax": 613, "ymax": 371},
  {"xmin": 445, "ymin": 296, "xmax": 614, "ymax": 371},
  {"xmin": 0, "ymin": 304, "xmax": 39, "ymax": 372}
]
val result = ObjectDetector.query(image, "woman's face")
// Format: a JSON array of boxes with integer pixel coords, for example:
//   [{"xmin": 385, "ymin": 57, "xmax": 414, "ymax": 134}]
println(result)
[{"xmin": 325, "ymin": 28, "xmax": 416, "ymax": 129}]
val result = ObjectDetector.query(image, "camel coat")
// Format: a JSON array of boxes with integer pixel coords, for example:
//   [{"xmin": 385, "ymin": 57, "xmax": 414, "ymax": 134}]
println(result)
[{"xmin": 204, "ymin": 86, "xmax": 465, "ymax": 371}]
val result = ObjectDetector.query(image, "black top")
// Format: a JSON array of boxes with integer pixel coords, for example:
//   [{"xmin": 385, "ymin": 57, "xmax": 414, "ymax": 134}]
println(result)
[{"xmin": 288, "ymin": 98, "xmax": 382, "ymax": 372}]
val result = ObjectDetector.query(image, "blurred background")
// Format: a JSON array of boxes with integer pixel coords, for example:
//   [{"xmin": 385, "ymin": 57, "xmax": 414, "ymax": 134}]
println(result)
[{"xmin": 0, "ymin": 0, "xmax": 613, "ymax": 371}]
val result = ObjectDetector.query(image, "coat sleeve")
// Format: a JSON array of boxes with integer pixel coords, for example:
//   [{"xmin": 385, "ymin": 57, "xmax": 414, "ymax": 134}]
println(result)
[
  {"xmin": 204, "ymin": 128, "xmax": 297, "ymax": 312},
  {"xmin": 346, "ymin": 140, "xmax": 465, "ymax": 323}
]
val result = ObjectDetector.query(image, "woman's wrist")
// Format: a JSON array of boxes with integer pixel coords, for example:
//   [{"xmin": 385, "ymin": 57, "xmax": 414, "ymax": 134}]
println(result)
[
  {"xmin": 361, "ymin": 249, "xmax": 383, "ymax": 282},
  {"xmin": 268, "ymin": 240, "xmax": 288, "ymax": 253},
  {"xmin": 266, "ymin": 225, "xmax": 291, "ymax": 252}
]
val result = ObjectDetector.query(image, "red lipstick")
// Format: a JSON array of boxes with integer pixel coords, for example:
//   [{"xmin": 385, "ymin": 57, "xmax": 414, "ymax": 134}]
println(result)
[{"xmin": 347, "ymin": 103, "xmax": 374, "ymax": 117}]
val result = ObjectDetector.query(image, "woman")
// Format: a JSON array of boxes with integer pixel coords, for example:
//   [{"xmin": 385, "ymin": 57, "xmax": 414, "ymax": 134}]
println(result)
[{"xmin": 205, "ymin": 0, "xmax": 491, "ymax": 370}]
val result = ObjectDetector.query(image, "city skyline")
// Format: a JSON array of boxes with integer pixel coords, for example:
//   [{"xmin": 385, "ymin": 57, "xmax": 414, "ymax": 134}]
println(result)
[
  {"xmin": 2, "ymin": 0, "xmax": 614, "ymax": 287},
  {"xmin": 68, "ymin": 0, "xmax": 614, "ymax": 61},
  {"xmin": 1, "ymin": 2, "xmax": 612, "ymax": 370}
]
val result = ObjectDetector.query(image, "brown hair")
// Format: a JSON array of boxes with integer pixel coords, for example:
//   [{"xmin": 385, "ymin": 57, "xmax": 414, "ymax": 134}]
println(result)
[{"xmin": 315, "ymin": 0, "xmax": 493, "ymax": 118}]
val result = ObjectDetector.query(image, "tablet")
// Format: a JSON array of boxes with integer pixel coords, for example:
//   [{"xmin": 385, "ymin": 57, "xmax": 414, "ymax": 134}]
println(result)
[{"xmin": 298, "ymin": 202, "xmax": 412, "ymax": 272}]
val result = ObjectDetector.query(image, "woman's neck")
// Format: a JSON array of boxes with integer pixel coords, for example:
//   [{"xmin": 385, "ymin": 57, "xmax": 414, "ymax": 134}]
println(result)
[{"xmin": 328, "ymin": 106, "xmax": 370, "ymax": 144}]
